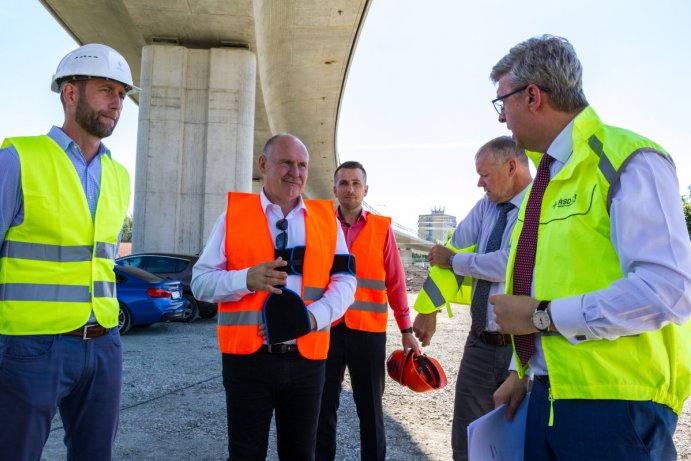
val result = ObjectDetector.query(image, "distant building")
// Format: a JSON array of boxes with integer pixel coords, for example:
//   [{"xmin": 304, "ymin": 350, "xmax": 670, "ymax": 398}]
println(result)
[{"xmin": 418, "ymin": 206, "xmax": 456, "ymax": 243}]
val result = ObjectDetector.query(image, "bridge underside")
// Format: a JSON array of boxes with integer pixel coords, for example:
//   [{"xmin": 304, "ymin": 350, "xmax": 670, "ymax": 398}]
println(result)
[{"xmin": 40, "ymin": 0, "xmax": 432, "ymax": 254}]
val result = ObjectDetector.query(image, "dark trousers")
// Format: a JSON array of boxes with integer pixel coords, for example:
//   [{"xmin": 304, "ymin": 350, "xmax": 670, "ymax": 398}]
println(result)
[
  {"xmin": 525, "ymin": 377, "xmax": 678, "ymax": 460},
  {"xmin": 451, "ymin": 334, "xmax": 512, "ymax": 461},
  {"xmin": 315, "ymin": 322, "xmax": 387, "ymax": 461},
  {"xmin": 0, "ymin": 329, "xmax": 122, "ymax": 461},
  {"xmin": 222, "ymin": 350, "xmax": 326, "ymax": 461}
]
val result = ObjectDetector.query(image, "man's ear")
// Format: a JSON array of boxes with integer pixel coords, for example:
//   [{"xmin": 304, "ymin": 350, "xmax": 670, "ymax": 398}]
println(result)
[
  {"xmin": 526, "ymin": 84, "xmax": 545, "ymax": 112},
  {"xmin": 62, "ymin": 82, "xmax": 79, "ymax": 108},
  {"xmin": 363, "ymin": 184, "xmax": 369, "ymax": 197},
  {"xmin": 258, "ymin": 154, "xmax": 267, "ymax": 174},
  {"xmin": 507, "ymin": 158, "xmax": 517, "ymax": 176}
]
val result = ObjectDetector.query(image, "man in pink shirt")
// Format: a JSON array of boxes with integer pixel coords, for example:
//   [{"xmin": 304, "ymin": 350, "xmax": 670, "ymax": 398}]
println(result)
[{"xmin": 315, "ymin": 161, "xmax": 421, "ymax": 461}]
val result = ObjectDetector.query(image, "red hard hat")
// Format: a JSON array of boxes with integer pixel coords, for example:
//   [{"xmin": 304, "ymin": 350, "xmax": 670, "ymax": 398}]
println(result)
[
  {"xmin": 402, "ymin": 351, "xmax": 448, "ymax": 393},
  {"xmin": 386, "ymin": 348, "xmax": 411, "ymax": 386},
  {"xmin": 386, "ymin": 349, "xmax": 447, "ymax": 393}
]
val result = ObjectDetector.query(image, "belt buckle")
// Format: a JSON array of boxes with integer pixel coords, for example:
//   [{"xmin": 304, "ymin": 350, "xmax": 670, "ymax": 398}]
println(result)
[{"xmin": 82, "ymin": 324, "xmax": 99, "ymax": 340}]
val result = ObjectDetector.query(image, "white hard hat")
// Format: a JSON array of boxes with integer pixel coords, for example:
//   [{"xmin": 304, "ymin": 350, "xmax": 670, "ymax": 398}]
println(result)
[{"xmin": 51, "ymin": 43, "xmax": 140, "ymax": 95}]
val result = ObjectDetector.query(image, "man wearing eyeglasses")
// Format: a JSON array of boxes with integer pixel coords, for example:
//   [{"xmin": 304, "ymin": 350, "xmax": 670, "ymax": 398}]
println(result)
[
  {"xmin": 412, "ymin": 137, "xmax": 532, "ymax": 461},
  {"xmin": 192, "ymin": 133, "xmax": 356, "ymax": 461},
  {"xmin": 315, "ymin": 161, "xmax": 421, "ymax": 461},
  {"xmin": 488, "ymin": 35, "xmax": 691, "ymax": 460}
]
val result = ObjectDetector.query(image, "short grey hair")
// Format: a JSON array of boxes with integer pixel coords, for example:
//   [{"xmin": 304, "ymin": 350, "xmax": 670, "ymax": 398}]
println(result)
[
  {"xmin": 490, "ymin": 35, "xmax": 588, "ymax": 112},
  {"xmin": 475, "ymin": 136, "xmax": 529, "ymax": 167}
]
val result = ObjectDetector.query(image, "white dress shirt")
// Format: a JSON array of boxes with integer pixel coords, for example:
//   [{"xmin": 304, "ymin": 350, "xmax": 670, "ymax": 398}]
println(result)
[{"xmin": 191, "ymin": 190, "xmax": 356, "ymax": 332}]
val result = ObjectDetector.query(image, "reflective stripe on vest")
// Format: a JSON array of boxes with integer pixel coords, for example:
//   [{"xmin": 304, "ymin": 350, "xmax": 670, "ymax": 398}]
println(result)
[
  {"xmin": 217, "ymin": 285, "xmax": 327, "ymax": 327},
  {"xmin": 0, "ymin": 240, "xmax": 116, "ymax": 262},
  {"xmin": 0, "ymin": 136, "xmax": 130, "ymax": 334},
  {"xmin": 219, "ymin": 192, "xmax": 337, "ymax": 359},
  {"xmin": 413, "ymin": 243, "xmax": 476, "ymax": 317},
  {"xmin": 338, "ymin": 214, "xmax": 390, "ymax": 332},
  {"xmin": 508, "ymin": 106, "xmax": 689, "ymax": 414}
]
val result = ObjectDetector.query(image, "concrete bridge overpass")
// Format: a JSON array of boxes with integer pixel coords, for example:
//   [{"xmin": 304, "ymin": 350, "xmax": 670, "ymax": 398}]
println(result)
[{"xmin": 40, "ymin": 0, "xmax": 432, "ymax": 255}]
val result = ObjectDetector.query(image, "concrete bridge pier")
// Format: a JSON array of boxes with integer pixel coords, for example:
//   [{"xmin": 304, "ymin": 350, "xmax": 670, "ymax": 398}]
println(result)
[{"xmin": 132, "ymin": 44, "xmax": 257, "ymax": 255}]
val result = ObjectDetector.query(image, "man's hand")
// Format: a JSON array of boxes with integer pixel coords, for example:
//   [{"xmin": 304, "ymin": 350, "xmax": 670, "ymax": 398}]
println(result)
[
  {"xmin": 493, "ymin": 371, "xmax": 528, "ymax": 421},
  {"xmin": 428, "ymin": 244, "xmax": 454, "ymax": 268},
  {"xmin": 413, "ymin": 312, "xmax": 437, "ymax": 347},
  {"xmin": 402, "ymin": 332, "xmax": 422, "ymax": 355},
  {"xmin": 246, "ymin": 257, "xmax": 288, "ymax": 294},
  {"xmin": 490, "ymin": 294, "xmax": 539, "ymax": 335}
]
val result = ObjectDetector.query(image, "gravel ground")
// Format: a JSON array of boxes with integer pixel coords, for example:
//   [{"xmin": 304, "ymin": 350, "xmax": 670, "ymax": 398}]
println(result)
[{"xmin": 41, "ymin": 294, "xmax": 690, "ymax": 460}]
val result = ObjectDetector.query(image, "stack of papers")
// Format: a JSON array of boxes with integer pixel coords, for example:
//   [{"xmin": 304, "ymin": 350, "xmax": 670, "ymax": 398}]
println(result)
[{"xmin": 467, "ymin": 394, "xmax": 529, "ymax": 461}]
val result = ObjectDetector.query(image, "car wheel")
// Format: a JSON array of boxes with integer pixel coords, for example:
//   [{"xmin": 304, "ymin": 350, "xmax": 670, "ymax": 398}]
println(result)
[
  {"xmin": 180, "ymin": 294, "xmax": 199, "ymax": 323},
  {"xmin": 119, "ymin": 302, "xmax": 132, "ymax": 334},
  {"xmin": 198, "ymin": 303, "xmax": 218, "ymax": 319}
]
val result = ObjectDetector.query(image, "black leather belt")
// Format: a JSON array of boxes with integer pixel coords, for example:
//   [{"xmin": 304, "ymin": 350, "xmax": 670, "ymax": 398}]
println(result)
[
  {"xmin": 63, "ymin": 324, "xmax": 110, "ymax": 340},
  {"xmin": 471, "ymin": 330, "xmax": 512, "ymax": 347},
  {"xmin": 534, "ymin": 375, "xmax": 550, "ymax": 387},
  {"xmin": 260, "ymin": 344, "xmax": 298, "ymax": 354}
]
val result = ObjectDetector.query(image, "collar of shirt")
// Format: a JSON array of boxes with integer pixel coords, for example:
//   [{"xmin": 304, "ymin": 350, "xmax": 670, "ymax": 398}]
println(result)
[
  {"xmin": 336, "ymin": 206, "xmax": 367, "ymax": 227},
  {"xmin": 259, "ymin": 188, "xmax": 309, "ymax": 249},
  {"xmin": 260, "ymin": 188, "xmax": 308, "ymax": 219},
  {"xmin": 510, "ymin": 185, "xmax": 529, "ymax": 209},
  {"xmin": 544, "ymin": 111, "xmax": 580, "ymax": 169},
  {"xmin": 48, "ymin": 126, "xmax": 110, "ymax": 162}
]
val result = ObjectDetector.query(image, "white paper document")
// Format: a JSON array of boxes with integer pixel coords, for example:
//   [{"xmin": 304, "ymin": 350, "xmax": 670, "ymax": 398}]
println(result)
[{"xmin": 467, "ymin": 393, "xmax": 529, "ymax": 461}]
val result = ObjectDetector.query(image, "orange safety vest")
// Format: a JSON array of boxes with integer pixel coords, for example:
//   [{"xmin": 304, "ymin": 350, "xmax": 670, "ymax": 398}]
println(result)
[
  {"xmin": 335, "ymin": 214, "xmax": 390, "ymax": 333},
  {"xmin": 218, "ymin": 192, "xmax": 337, "ymax": 360}
]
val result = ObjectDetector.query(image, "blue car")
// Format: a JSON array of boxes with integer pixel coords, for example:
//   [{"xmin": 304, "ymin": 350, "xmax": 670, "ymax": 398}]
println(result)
[{"xmin": 114, "ymin": 264, "xmax": 186, "ymax": 334}]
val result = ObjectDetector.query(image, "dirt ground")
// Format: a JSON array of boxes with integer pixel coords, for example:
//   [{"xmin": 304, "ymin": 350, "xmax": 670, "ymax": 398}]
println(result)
[{"xmin": 41, "ymin": 293, "xmax": 690, "ymax": 460}]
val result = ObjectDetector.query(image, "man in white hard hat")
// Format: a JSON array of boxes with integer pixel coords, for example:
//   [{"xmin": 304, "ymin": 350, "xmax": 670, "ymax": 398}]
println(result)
[{"xmin": 0, "ymin": 43, "xmax": 136, "ymax": 460}]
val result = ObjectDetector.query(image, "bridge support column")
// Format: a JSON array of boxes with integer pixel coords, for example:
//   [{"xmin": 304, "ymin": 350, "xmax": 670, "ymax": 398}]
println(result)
[{"xmin": 133, "ymin": 45, "xmax": 256, "ymax": 254}]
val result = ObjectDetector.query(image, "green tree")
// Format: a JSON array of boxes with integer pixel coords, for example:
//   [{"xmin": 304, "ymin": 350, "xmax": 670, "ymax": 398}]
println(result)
[
  {"xmin": 683, "ymin": 186, "xmax": 691, "ymax": 238},
  {"xmin": 121, "ymin": 214, "xmax": 133, "ymax": 243}
]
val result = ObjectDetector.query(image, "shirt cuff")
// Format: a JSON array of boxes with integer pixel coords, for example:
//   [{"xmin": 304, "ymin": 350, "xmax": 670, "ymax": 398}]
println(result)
[
  {"xmin": 306, "ymin": 304, "xmax": 329, "ymax": 331},
  {"xmin": 452, "ymin": 251, "xmax": 471, "ymax": 274},
  {"xmin": 395, "ymin": 313, "xmax": 412, "ymax": 331},
  {"xmin": 239, "ymin": 268, "xmax": 255, "ymax": 295},
  {"xmin": 508, "ymin": 354, "xmax": 518, "ymax": 372},
  {"xmin": 550, "ymin": 295, "xmax": 599, "ymax": 344}
]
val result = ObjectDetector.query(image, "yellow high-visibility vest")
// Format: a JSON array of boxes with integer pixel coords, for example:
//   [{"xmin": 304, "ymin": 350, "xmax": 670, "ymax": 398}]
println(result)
[
  {"xmin": 413, "ymin": 242, "xmax": 476, "ymax": 317},
  {"xmin": 0, "ymin": 136, "xmax": 130, "ymax": 334},
  {"xmin": 507, "ymin": 106, "xmax": 690, "ymax": 414}
]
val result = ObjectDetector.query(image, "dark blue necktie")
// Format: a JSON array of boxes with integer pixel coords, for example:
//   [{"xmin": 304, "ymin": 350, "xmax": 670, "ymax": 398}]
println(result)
[{"xmin": 470, "ymin": 202, "xmax": 514, "ymax": 336}]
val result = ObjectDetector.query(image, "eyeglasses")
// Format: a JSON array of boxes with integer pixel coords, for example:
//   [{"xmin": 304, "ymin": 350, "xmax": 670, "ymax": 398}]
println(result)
[
  {"xmin": 275, "ymin": 218, "xmax": 288, "ymax": 250},
  {"xmin": 491, "ymin": 85, "xmax": 551, "ymax": 114}
]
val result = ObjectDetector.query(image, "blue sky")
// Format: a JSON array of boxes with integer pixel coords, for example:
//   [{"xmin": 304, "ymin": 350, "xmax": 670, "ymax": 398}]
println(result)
[{"xmin": 2, "ymin": 0, "xmax": 690, "ymax": 230}]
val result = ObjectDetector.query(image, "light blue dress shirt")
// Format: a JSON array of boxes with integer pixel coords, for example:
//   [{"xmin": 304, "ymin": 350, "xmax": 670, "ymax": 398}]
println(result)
[{"xmin": 449, "ymin": 187, "xmax": 529, "ymax": 332}]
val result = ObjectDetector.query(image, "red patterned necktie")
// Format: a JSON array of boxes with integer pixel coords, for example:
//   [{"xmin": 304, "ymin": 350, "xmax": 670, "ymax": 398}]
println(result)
[{"xmin": 513, "ymin": 153, "xmax": 554, "ymax": 366}]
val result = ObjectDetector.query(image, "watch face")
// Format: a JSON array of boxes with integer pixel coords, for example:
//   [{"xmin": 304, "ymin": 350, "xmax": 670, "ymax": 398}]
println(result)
[{"xmin": 532, "ymin": 310, "xmax": 550, "ymax": 331}]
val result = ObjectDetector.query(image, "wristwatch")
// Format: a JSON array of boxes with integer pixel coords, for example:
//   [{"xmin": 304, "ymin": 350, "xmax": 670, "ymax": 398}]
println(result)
[{"xmin": 532, "ymin": 300, "xmax": 551, "ymax": 332}]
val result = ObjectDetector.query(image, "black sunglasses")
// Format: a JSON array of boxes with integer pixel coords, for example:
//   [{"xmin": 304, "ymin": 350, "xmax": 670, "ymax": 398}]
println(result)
[{"xmin": 275, "ymin": 218, "xmax": 288, "ymax": 250}]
